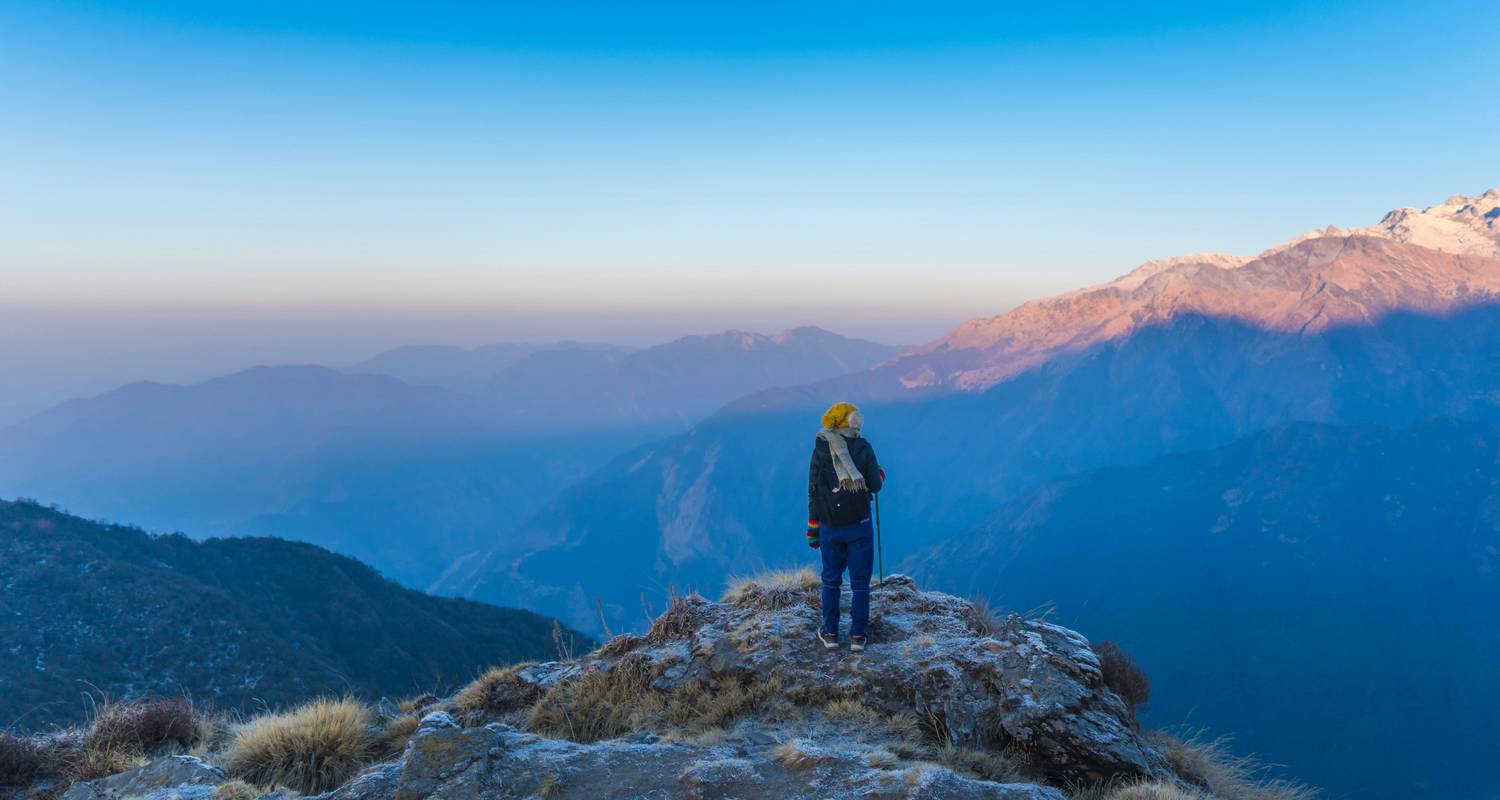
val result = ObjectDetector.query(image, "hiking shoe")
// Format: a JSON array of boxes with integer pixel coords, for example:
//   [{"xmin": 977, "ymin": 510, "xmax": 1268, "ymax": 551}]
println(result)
[
  {"xmin": 817, "ymin": 631, "xmax": 839, "ymax": 649},
  {"xmin": 849, "ymin": 635, "xmax": 867, "ymax": 652}
]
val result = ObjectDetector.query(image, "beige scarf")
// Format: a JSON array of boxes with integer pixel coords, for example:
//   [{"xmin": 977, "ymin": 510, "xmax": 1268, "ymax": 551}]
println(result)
[{"xmin": 818, "ymin": 425, "xmax": 866, "ymax": 493}]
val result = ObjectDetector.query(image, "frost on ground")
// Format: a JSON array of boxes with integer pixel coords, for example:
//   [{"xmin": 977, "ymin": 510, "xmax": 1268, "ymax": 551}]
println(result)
[{"xmin": 323, "ymin": 573, "xmax": 1169, "ymax": 800}]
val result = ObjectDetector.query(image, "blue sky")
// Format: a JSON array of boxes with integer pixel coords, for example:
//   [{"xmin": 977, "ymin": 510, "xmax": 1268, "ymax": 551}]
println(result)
[{"xmin": 2, "ymin": 1, "xmax": 1499, "ymax": 404}]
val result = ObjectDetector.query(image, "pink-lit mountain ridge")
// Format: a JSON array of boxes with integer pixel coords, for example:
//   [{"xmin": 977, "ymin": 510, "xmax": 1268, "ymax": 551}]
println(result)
[{"xmin": 860, "ymin": 189, "xmax": 1500, "ymax": 395}]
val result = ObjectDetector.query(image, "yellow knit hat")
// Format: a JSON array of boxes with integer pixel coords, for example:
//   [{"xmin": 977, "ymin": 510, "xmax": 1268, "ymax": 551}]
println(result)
[{"xmin": 821, "ymin": 401, "xmax": 860, "ymax": 430}]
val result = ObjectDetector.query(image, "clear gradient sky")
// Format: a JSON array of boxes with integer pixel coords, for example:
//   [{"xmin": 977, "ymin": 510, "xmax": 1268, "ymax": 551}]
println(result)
[{"xmin": 2, "ymin": 0, "xmax": 1499, "ymax": 409}]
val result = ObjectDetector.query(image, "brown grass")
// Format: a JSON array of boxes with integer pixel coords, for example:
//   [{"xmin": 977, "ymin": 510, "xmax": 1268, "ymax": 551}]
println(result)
[
  {"xmin": 1070, "ymin": 780, "xmax": 1203, "ymax": 800},
  {"xmin": 644, "ymin": 594, "xmax": 705, "ymax": 645},
  {"xmin": 888, "ymin": 738, "xmax": 1029, "ymax": 785},
  {"xmin": 397, "ymin": 694, "xmax": 437, "ymax": 715},
  {"xmin": 211, "ymin": 779, "xmax": 260, "ymax": 800},
  {"xmin": 864, "ymin": 748, "xmax": 898, "ymax": 768},
  {"xmin": 661, "ymin": 676, "xmax": 758, "ymax": 732},
  {"xmin": 662, "ymin": 726, "xmax": 729, "ymax": 746},
  {"xmin": 62, "ymin": 746, "xmax": 141, "ymax": 783},
  {"xmin": 526, "ymin": 657, "xmax": 658, "ymax": 743},
  {"xmin": 527, "ymin": 651, "xmax": 766, "ymax": 745},
  {"xmin": 223, "ymin": 697, "xmax": 372, "ymax": 794},
  {"xmin": 885, "ymin": 711, "xmax": 921, "ymax": 741},
  {"xmin": 5, "ymin": 696, "xmax": 209, "ymax": 790},
  {"xmin": 370, "ymin": 713, "xmax": 420, "ymax": 759},
  {"xmin": 1148, "ymin": 732, "xmax": 1319, "ymax": 800},
  {"xmin": 932, "ymin": 744, "xmax": 1028, "ymax": 784},
  {"xmin": 772, "ymin": 739, "xmax": 830, "ymax": 771},
  {"xmin": 452, "ymin": 662, "xmax": 542, "ymax": 714},
  {"xmin": 0, "ymin": 733, "xmax": 41, "ymax": 787},
  {"xmin": 721, "ymin": 569, "xmax": 820, "ymax": 610},
  {"xmin": 963, "ymin": 597, "xmax": 1006, "ymax": 638},
  {"xmin": 597, "ymin": 633, "xmax": 646, "ymax": 658},
  {"xmin": 87, "ymin": 696, "xmax": 201, "ymax": 755},
  {"xmin": 1094, "ymin": 641, "xmax": 1151, "ymax": 719},
  {"xmin": 823, "ymin": 697, "xmax": 880, "ymax": 725}
]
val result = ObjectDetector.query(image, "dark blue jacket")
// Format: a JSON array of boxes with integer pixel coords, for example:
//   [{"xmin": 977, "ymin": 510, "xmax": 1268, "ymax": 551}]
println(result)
[{"xmin": 807, "ymin": 434, "xmax": 882, "ymax": 528}]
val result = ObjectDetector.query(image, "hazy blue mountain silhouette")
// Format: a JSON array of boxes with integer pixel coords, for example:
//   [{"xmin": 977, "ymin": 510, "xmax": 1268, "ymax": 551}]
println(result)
[
  {"xmin": 480, "ymin": 328, "xmax": 901, "ymax": 430},
  {"xmin": 349, "ymin": 340, "xmax": 629, "ymax": 396},
  {"xmin": 906, "ymin": 418, "xmax": 1500, "ymax": 800},
  {"xmin": 0, "ymin": 329, "xmax": 896, "ymax": 586},
  {"xmin": 441, "ymin": 303, "xmax": 1500, "ymax": 634},
  {"xmin": 0, "ymin": 365, "xmax": 650, "ymax": 584}
]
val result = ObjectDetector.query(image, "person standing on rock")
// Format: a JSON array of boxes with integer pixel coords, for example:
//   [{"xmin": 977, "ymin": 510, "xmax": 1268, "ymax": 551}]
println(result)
[{"xmin": 807, "ymin": 401, "xmax": 884, "ymax": 651}]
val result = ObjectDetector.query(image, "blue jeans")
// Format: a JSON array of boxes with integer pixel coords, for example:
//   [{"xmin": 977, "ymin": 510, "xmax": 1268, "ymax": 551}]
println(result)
[{"xmin": 819, "ymin": 517, "xmax": 874, "ymax": 637}]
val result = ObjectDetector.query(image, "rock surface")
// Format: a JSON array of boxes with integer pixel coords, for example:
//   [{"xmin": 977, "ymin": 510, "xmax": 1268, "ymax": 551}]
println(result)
[
  {"xmin": 325, "ymin": 721, "xmax": 1068, "ymax": 800},
  {"xmin": 57, "ymin": 756, "xmax": 225, "ymax": 800},
  {"xmin": 320, "ymin": 575, "xmax": 1173, "ymax": 799},
  {"xmin": 6, "ymin": 576, "xmax": 1195, "ymax": 800}
]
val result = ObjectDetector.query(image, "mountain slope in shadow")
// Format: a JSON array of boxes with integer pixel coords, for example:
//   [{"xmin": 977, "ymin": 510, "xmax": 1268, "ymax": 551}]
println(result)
[
  {"xmin": 905, "ymin": 418, "xmax": 1500, "ymax": 800},
  {"xmin": 0, "ymin": 498, "xmax": 586, "ymax": 731}
]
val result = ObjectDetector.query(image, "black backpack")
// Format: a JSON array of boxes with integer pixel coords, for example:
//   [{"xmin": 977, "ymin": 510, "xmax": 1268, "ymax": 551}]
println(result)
[{"xmin": 814, "ymin": 438, "xmax": 873, "ymax": 527}]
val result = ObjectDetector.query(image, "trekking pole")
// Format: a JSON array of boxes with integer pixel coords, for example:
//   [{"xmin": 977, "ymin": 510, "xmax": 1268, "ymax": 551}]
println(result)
[{"xmin": 874, "ymin": 492, "xmax": 884, "ymax": 584}]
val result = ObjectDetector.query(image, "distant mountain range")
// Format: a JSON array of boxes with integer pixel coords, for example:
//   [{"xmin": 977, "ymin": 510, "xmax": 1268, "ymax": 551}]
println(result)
[
  {"xmin": 348, "ymin": 340, "xmax": 629, "ymax": 397},
  {"xmin": 0, "ymin": 498, "xmax": 583, "ymax": 731},
  {"xmin": 352, "ymin": 327, "xmax": 900, "ymax": 430},
  {"xmin": 906, "ymin": 418, "xmax": 1500, "ymax": 800},
  {"xmin": 480, "ymin": 327, "xmax": 900, "ymax": 430},
  {"xmin": 443, "ymin": 189, "xmax": 1500, "ymax": 630},
  {"xmin": 0, "ymin": 327, "xmax": 897, "ymax": 587},
  {"xmin": 433, "ymin": 189, "xmax": 1500, "ymax": 800},
  {"xmin": 739, "ymin": 189, "xmax": 1500, "ymax": 401}
]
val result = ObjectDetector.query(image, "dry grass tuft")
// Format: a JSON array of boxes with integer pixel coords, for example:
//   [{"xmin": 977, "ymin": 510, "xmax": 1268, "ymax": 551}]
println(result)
[
  {"xmin": 864, "ymin": 749, "xmax": 898, "ymax": 769},
  {"xmin": 661, "ymin": 676, "xmax": 757, "ymax": 732},
  {"xmin": 1070, "ymin": 780, "xmax": 1203, "ymax": 800},
  {"xmin": 886, "ymin": 711, "xmax": 922, "ymax": 741},
  {"xmin": 223, "ymin": 697, "xmax": 372, "ymax": 795},
  {"xmin": 772, "ymin": 739, "xmax": 827, "ymax": 771},
  {"xmin": 645, "ymin": 594, "xmax": 705, "ymax": 645},
  {"xmin": 963, "ymin": 597, "xmax": 1005, "ymax": 638},
  {"xmin": 9, "ymin": 696, "xmax": 210, "ymax": 789},
  {"xmin": 88, "ymin": 696, "xmax": 201, "ymax": 755},
  {"xmin": 211, "ymin": 779, "xmax": 260, "ymax": 800},
  {"xmin": 932, "ymin": 744, "xmax": 1028, "ymax": 784},
  {"xmin": 452, "ymin": 662, "xmax": 542, "ymax": 714},
  {"xmin": 662, "ymin": 726, "xmax": 729, "ymax": 746},
  {"xmin": 597, "ymin": 633, "xmax": 646, "ymax": 658},
  {"xmin": 370, "ymin": 713, "xmax": 420, "ymax": 759},
  {"xmin": 1148, "ymin": 732, "xmax": 1318, "ymax": 800},
  {"xmin": 1094, "ymin": 641, "xmax": 1151, "ymax": 719},
  {"xmin": 915, "ymin": 703, "xmax": 952, "ymax": 747},
  {"xmin": 823, "ymin": 697, "xmax": 880, "ymax": 725},
  {"xmin": 526, "ymin": 661, "xmax": 657, "ymax": 744},
  {"xmin": 58, "ymin": 740, "xmax": 142, "ymax": 782},
  {"xmin": 396, "ymin": 694, "xmax": 437, "ymax": 715},
  {"xmin": 889, "ymin": 738, "xmax": 1029, "ymax": 785},
  {"xmin": 527, "ymin": 658, "xmax": 762, "ymax": 745},
  {"xmin": 721, "ymin": 569, "xmax": 820, "ymax": 610},
  {"xmin": 0, "ymin": 733, "xmax": 41, "ymax": 787}
]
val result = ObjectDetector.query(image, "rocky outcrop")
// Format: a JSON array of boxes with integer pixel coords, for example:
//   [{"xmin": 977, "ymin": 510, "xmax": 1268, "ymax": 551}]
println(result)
[
  {"xmin": 6, "ymin": 576, "xmax": 1197, "ymax": 800},
  {"xmin": 328, "ymin": 717, "xmax": 1067, "ymax": 800},
  {"xmin": 57, "ymin": 756, "xmax": 225, "ymax": 800},
  {"xmin": 325, "ymin": 574, "xmax": 1173, "ymax": 799}
]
